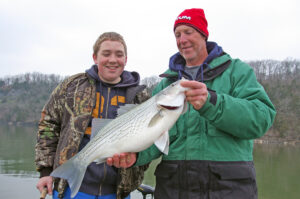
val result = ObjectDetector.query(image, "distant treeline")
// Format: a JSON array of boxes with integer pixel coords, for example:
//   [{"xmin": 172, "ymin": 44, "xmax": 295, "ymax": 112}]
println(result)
[
  {"xmin": 0, "ymin": 59, "xmax": 299, "ymax": 140},
  {"xmin": 0, "ymin": 73, "xmax": 64, "ymax": 126},
  {"xmin": 248, "ymin": 59, "xmax": 300, "ymax": 140}
]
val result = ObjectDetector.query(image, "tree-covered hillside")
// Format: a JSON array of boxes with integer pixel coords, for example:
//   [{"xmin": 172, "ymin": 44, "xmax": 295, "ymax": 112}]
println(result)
[
  {"xmin": 248, "ymin": 59, "xmax": 300, "ymax": 140},
  {"xmin": 0, "ymin": 73, "xmax": 64, "ymax": 125}
]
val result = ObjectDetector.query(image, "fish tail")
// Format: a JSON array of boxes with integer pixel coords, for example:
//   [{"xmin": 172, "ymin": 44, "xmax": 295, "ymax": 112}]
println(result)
[{"xmin": 50, "ymin": 157, "xmax": 88, "ymax": 198}]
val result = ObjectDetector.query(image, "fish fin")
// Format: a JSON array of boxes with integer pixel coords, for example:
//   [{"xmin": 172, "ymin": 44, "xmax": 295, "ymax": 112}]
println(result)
[
  {"xmin": 50, "ymin": 157, "xmax": 88, "ymax": 198},
  {"xmin": 91, "ymin": 118, "xmax": 113, "ymax": 138},
  {"xmin": 154, "ymin": 131, "xmax": 169, "ymax": 155},
  {"xmin": 148, "ymin": 111, "xmax": 163, "ymax": 127},
  {"xmin": 117, "ymin": 104, "xmax": 137, "ymax": 116}
]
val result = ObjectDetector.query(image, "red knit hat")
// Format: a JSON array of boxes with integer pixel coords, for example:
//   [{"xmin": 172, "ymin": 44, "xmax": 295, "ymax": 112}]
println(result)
[{"xmin": 174, "ymin": 8, "xmax": 209, "ymax": 38}]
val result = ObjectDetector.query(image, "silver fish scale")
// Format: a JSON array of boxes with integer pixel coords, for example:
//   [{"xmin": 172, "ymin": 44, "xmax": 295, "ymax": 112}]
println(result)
[{"xmin": 79, "ymin": 96, "xmax": 159, "ymax": 161}]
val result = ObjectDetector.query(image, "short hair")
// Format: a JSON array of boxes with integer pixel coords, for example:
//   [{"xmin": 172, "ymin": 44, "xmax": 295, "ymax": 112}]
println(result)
[{"xmin": 93, "ymin": 32, "xmax": 127, "ymax": 56}]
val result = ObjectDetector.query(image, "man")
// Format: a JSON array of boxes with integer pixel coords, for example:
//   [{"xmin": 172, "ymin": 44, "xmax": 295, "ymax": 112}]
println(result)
[
  {"xmin": 35, "ymin": 32, "xmax": 149, "ymax": 199},
  {"xmin": 107, "ymin": 9, "xmax": 276, "ymax": 199}
]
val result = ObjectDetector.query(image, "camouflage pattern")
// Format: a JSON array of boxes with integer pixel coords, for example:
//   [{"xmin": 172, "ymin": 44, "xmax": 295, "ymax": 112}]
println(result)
[
  {"xmin": 117, "ymin": 166, "xmax": 149, "ymax": 199},
  {"xmin": 35, "ymin": 72, "xmax": 150, "ymax": 199}
]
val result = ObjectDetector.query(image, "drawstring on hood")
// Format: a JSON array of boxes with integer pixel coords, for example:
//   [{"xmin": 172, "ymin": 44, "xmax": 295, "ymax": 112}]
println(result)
[{"xmin": 168, "ymin": 41, "xmax": 223, "ymax": 82}]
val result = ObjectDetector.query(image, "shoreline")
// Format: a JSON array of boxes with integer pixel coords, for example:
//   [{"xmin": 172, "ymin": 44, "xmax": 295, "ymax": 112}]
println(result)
[
  {"xmin": 254, "ymin": 138, "xmax": 300, "ymax": 146},
  {"xmin": 2, "ymin": 123, "xmax": 300, "ymax": 146}
]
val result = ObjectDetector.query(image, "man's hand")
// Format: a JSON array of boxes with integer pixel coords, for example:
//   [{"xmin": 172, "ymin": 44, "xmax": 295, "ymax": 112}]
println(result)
[
  {"xmin": 181, "ymin": 80, "xmax": 208, "ymax": 110},
  {"xmin": 36, "ymin": 176, "xmax": 53, "ymax": 196},
  {"xmin": 106, "ymin": 152, "xmax": 136, "ymax": 168}
]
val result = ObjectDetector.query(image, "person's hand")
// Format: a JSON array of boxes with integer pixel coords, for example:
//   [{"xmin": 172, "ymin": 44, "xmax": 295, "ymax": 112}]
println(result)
[
  {"xmin": 180, "ymin": 80, "xmax": 208, "ymax": 110},
  {"xmin": 106, "ymin": 152, "xmax": 136, "ymax": 168},
  {"xmin": 36, "ymin": 176, "xmax": 53, "ymax": 196}
]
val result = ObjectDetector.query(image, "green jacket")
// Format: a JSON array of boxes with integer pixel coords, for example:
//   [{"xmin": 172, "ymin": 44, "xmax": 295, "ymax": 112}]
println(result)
[
  {"xmin": 136, "ymin": 53, "xmax": 276, "ymax": 165},
  {"xmin": 35, "ymin": 71, "xmax": 150, "ymax": 199}
]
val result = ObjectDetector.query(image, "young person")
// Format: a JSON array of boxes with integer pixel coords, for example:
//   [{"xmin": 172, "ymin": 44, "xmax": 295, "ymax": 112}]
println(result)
[{"xmin": 35, "ymin": 32, "xmax": 149, "ymax": 199}]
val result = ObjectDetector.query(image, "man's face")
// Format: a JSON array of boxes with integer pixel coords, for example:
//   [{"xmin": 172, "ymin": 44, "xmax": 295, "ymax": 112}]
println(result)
[
  {"xmin": 93, "ymin": 40, "xmax": 127, "ymax": 84},
  {"xmin": 174, "ymin": 25, "xmax": 207, "ymax": 66}
]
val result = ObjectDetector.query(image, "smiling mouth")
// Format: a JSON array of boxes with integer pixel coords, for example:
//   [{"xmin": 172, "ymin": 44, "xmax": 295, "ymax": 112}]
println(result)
[
  {"xmin": 106, "ymin": 66, "xmax": 119, "ymax": 69},
  {"xmin": 181, "ymin": 46, "xmax": 192, "ymax": 50}
]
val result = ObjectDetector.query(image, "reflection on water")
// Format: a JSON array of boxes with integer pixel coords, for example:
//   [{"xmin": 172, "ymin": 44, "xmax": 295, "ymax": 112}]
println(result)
[
  {"xmin": 1, "ymin": 125, "xmax": 300, "ymax": 199},
  {"xmin": 0, "ymin": 125, "xmax": 38, "ymax": 177},
  {"xmin": 254, "ymin": 144, "xmax": 300, "ymax": 199},
  {"xmin": 0, "ymin": 125, "xmax": 39, "ymax": 198}
]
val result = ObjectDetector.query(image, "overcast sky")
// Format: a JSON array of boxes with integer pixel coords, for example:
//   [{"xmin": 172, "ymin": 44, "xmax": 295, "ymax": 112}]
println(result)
[{"xmin": 1, "ymin": 0, "xmax": 299, "ymax": 79}]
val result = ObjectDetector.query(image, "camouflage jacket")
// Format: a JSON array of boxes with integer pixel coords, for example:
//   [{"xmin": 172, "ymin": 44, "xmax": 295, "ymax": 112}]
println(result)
[{"xmin": 35, "ymin": 72, "xmax": 150, "ymax": 199}]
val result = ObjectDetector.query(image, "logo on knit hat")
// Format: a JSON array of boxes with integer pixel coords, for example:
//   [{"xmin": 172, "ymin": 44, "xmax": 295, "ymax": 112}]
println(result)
[
  {"xmin": 174, "ymin": 8, "xmax": 209, "ymax": 38},
  {"xmin": 176, "ymin": 16, "xmax": 191, "ymax": 21}
]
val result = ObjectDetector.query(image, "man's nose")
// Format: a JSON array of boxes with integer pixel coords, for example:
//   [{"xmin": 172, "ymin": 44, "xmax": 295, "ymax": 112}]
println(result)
[{"xmin": 178, "ymin": 34, "xmax": 188, "ymax": 44}]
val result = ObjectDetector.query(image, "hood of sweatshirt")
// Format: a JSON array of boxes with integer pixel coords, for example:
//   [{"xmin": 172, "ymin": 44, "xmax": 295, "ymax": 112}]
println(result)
[{"xmin": 168, "ymin": 41, "xmax": 224, "ymax": 80}]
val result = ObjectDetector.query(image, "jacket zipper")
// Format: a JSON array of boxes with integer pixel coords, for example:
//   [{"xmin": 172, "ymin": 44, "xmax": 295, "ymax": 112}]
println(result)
[
  {"xmin": 105, "ymin": 87, "xmax": 111, "ymax": 118},
  {"xmin": 98, "ymin": 163, "xmax": 107, "ymax": 195},
  {"xmin": 98, "ymin": 87, "xmax": 110, "ymax": 195}
]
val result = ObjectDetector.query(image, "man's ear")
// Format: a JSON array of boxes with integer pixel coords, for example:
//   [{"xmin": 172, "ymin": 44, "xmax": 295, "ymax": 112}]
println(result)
[{"xmin": 125, "ymin": 56, "xmax": 128, "ymax": 65}]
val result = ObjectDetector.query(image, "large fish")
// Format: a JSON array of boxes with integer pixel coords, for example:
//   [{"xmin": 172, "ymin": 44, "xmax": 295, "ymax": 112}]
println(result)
[{"xmin": 50, "ymin": 78, "xmax": 189, "ymax": 198}]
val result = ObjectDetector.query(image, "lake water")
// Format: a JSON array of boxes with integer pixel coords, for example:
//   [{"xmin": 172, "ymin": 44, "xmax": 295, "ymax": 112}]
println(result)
[{"xmin": 0, "ymin": 125, "xmax": 299, "ymax": 199}]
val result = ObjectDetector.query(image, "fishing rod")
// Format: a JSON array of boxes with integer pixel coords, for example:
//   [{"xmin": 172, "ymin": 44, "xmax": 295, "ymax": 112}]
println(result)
[
  {"xmin": 40, "ymin": 187, "xmax": 48, "ymax": 199},
  {"xmin": 137, "ymin": 184, "xmax": 155, "ymax": 199}
]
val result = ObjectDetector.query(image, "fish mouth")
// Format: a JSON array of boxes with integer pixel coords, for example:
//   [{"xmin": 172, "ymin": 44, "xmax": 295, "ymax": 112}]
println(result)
[{"xmin": 160, "ymin": 105, "xmax": 180, "ymax": 110}]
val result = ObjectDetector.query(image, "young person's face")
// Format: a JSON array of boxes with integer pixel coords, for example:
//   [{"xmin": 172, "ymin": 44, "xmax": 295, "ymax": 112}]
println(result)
[
  {"xmin": 174, "ymin": 25, "xmax": 207, "ymax": 66},
  {"xmin": 93, "ymin": 40, "xmax": 127, "ymax": 84}
]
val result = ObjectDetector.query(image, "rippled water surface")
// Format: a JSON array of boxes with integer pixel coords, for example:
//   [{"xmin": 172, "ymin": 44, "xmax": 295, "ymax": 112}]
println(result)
[{"xmin": 0, "ymin": 125, "xmax": 299, "ymax": 199}]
